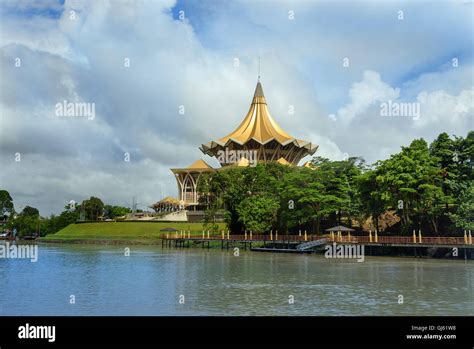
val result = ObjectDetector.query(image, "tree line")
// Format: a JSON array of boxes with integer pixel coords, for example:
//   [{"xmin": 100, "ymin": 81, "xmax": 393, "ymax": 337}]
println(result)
[
  {"xmin": 0, "ymin": 193, "xmax": 131, "ymax": 237},
  {"xmin": 197, "ymin": 131, "xmax": 473, "ymax": 235}
]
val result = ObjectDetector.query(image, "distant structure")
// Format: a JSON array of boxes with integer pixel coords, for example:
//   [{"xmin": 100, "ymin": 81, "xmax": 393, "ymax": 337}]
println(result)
[{"xmin": 167, "ymin": 80, "xmax": 318, "ymax": 213}]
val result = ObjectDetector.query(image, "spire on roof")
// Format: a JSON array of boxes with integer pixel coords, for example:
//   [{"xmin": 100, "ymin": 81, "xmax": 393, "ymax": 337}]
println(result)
[{"xmin": 253, "ymin": 81, "xmax": 265, "ymax": 101}]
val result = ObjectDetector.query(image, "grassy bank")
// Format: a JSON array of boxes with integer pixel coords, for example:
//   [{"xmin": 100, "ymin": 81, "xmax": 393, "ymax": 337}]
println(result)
[{"xmin": 41, "ymin": 221, "xmax": 227, "ymax": 243}]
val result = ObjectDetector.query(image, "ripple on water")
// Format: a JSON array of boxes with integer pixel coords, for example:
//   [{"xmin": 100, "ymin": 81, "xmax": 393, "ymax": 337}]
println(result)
[{"xmin": 0, "ymin": 245, "xmax": 472, "ymax": 315}]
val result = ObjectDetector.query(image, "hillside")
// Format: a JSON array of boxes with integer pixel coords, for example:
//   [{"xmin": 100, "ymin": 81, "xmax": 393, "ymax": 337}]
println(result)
[{"xmin": 41, "ymin": 221, "xmax": 226, "ymax": 242}]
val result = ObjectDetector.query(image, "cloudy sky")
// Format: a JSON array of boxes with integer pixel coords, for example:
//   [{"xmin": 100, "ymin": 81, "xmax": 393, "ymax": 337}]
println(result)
[{"xmin": 0, "ymin": 0, "xmax": 473, "ymax": 215}]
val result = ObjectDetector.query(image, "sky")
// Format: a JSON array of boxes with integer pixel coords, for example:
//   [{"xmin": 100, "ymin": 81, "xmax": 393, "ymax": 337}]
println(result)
[{"xmin": 0, "ymin": 0, "xmax": 473, "ymax": 215}]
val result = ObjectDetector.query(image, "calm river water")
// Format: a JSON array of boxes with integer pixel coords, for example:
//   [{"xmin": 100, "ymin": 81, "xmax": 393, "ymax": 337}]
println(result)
[{"xmin": 0, "ymin": 243, "xmax": 472, "ymax": 316}]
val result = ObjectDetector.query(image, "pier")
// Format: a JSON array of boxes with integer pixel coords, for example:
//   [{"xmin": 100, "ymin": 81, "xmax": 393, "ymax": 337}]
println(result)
[{"xmin": 160, "ymin": 232, "xmax": 474, "ymax": 259}]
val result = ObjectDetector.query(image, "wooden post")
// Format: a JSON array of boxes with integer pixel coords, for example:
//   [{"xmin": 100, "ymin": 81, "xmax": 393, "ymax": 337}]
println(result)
[
  {"xmin": 469, "ymin": 230, "xmax": 472, "ymax": 245},
  {"xmin": 418, "ymin": 230, "xmax": 422, "ymax": 244},
  {"xmin": 413, "ymin": 230, "xmax": 417, "ymax": 244},
  {"xmin": 374, "ymin": 230, "xmax": 378, "ymax": 243},
  {"xmin": 464, "ymin": 230, "xmax": 468, "ymax": 244}
]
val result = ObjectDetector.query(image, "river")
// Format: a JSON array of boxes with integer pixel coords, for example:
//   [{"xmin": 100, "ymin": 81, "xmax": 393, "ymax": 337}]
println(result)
[{"xmin": 0, "ymin": 243, "xmax": 472, "ymax": 316}]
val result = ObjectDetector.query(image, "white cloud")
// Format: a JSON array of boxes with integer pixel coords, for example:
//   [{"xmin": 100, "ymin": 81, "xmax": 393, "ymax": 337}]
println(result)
[
  {"xmin": 415, "ymin": 89, "xmax": 474, "ymax": 128},
  {"xmin": 332, "ymin": 70, "xmax": 400, "ymax": 123}
]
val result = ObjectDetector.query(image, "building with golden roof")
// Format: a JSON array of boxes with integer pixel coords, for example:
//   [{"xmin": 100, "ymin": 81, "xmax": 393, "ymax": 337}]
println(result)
[{"xmin": 170, "ymin": 80, "xmax": 318, "ymax": 209}]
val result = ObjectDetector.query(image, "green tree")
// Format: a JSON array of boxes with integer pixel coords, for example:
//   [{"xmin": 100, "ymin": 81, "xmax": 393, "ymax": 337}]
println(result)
[
  {"xmin": 21, "ymin": 206, "xmax": 40, "ymax": 217},
  {"xmin": 81, "ymin": 197, "xmax": 104, "ymax": 221},
  {"xmin": 42, "ymin": 209, "xmax": 80, "ymax": 235},
  {"xmin": 236, "ymin": 194, "xmax": 279, "ymax": 233},
  {"xmin": 203, "ymin": 206, "xmax": 221, "ymax": 233},
  {"xmin": 8, "ymin": 206, "xmax": 41, "ymax": 237},
  {"xmin": 357, "ymin": 169, "xmax": 387, "ymax": 231},
  {"xmin": 0, "ymin": 189, "xmax": 14, "ymax": 220},
  {"xmin": 375, "ymin": 139, "xmax": 446, "ymax": 233},
  {"xmin": 448, "ymin": 183, "xmax": 474, "ymax": 230},
  {"xmin": 104, "ymin": 205, "xmax": 131, "ymax": 219},
  {"xmin": 280, "ymin": 167, "xmax": 325, "ymax": 233}
]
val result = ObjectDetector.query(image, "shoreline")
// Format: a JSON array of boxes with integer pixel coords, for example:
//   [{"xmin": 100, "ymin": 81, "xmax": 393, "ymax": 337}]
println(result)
[
  {"xmin": 39, "ymin": 238, "xmax": 163, "ymax": 245},
  {"xmin": 38, "ymin": 238, "xmax": 474, "ymax": 260}
]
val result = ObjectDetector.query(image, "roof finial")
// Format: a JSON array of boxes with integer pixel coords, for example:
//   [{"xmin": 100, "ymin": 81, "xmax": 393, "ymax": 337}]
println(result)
[{"xmin": 258, "ymin": 56, "xmax": 261, "ymax": 81}]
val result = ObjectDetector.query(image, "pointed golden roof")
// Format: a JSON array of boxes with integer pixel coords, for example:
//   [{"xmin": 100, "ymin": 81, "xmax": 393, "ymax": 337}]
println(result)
[
  {"xmin": 218, "ymin": 81, "xmax": 295, "ymax": 145},
  {"xmin": 204, "ymin": 81, "xmax": 311, "ymax": 146},
  {"xmin": 154, "ymin": 196, "xmax": 180, "ymax": 205},
  {"xmin": 200, "ymin": 80, "xmax": 318, "ymax": 165},
  {"xmin": 186, "ymin": 159, "xmax": 213, "ymax": 169}
]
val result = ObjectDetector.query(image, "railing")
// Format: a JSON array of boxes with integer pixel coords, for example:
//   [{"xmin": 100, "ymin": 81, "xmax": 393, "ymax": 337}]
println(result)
[
  {"xmin": 349, "ymin": 236, "xmax": 466, "ymax": 245},
  {"xmin": 161, "ymin": 233, "xmax": 471, "ymax": 245},
  {"xmin": 161, "ymin": 233, "xmax": 322, "ymax": 242}
]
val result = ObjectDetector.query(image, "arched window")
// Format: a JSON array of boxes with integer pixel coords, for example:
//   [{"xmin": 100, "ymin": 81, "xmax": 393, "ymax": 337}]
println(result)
[{"xmin": 183, "ymin": 174, "xmax": 195, "ymax": 203}]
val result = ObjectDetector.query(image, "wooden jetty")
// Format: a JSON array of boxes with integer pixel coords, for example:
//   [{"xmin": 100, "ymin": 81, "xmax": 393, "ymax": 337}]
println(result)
[{"xmin": 160, "ymin": 231, "xmax": 474, "ymax": 259}]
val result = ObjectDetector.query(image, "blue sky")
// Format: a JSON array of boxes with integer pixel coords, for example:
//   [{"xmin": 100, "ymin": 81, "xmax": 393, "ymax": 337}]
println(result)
[{"xmin": 0, "ymin": 0, "xmax": 472, "ymax": 215}]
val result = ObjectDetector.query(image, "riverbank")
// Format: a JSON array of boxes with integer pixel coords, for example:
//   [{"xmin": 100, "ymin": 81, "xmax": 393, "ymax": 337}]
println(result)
[
  {"xmin": 38, "ymin": 223, "xmax": 474, "ymax": 260},
  {"xmin": 40, "ymin": 222, "xmax": 226, "ymax": 243}
]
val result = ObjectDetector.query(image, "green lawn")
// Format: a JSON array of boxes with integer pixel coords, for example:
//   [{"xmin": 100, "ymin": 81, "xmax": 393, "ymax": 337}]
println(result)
[{"xmin": 41, "ymin": 222, "xmax": 227, "ymax": 241}]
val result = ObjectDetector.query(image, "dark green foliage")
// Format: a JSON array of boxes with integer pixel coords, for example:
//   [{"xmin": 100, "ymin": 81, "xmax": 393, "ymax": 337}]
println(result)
[{"xmin": 198, "ymin": 131, "xmax": 472, "ymax": 235}]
